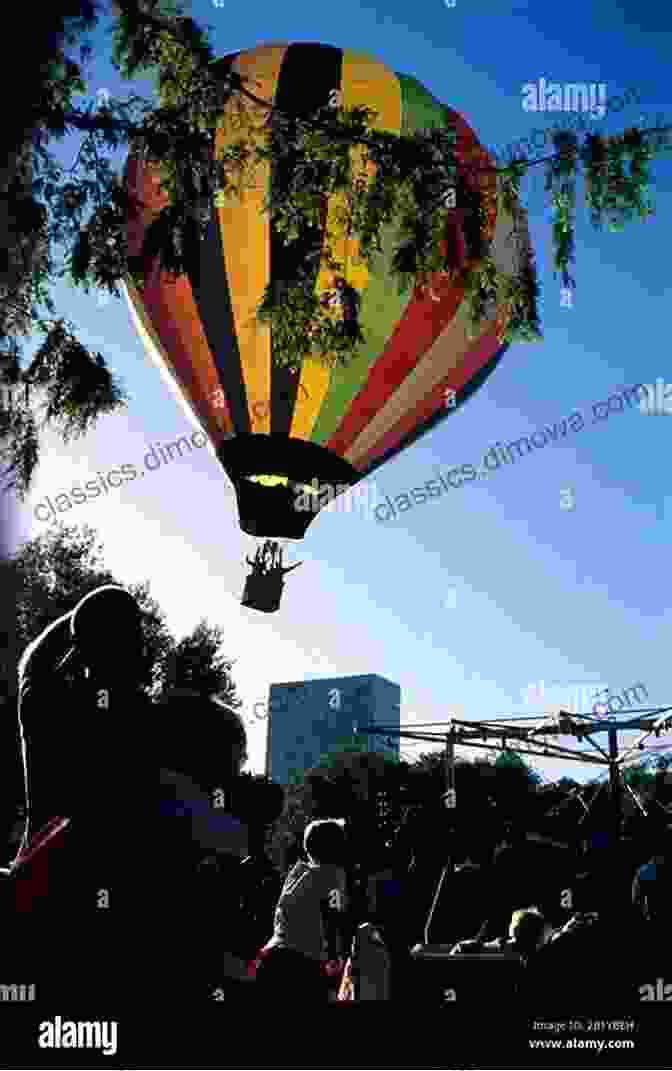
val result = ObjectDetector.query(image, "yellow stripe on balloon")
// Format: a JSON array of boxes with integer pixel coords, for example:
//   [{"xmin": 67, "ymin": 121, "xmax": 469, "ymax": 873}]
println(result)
[
  {"xmin": 290, "ymin": 51, "xmax": 402, "ymax": 440},
  {"xmin": 215, "ymin": 45, "xmax": 288, "ymax": 434}
]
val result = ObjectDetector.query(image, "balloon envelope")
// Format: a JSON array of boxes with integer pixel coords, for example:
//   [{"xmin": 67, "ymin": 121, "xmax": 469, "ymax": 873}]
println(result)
[{"xmin": 124, "ymin": 43, "xmax": 526, "ymax": 539}]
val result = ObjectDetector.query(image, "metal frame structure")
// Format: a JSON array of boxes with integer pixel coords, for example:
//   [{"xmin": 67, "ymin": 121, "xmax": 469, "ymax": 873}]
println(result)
[{"xmin": 356, "ymin": 706, "xmax": 672, "ymax": 842}]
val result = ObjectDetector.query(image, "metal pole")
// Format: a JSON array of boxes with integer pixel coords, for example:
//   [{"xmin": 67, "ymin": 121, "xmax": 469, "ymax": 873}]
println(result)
[
  {"xmin": 445, "ymin": 729, "xmax": 455, "ymax": 796},
  {"xmin": 423, "ymin": 729, "xmax": 457, "ymax": 947},
  {"xmin": 608, "ymin": 726, "xmax": 621, "ymax": 847},
  {"xmin": 444, "ymin": 728, "xmax": 456, "ymax": 870}
]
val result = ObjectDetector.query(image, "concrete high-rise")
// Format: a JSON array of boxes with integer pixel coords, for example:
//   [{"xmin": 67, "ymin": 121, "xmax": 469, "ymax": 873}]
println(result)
[{"xmin": 264, "ymin": 674, "xmax": 400, "ymax": 786}]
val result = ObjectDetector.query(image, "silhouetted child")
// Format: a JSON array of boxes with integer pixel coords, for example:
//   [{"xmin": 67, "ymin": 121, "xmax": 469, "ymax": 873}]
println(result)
[{"xmin": 251, "ymin": 819, "xmax": 350, "ymax": 1001}]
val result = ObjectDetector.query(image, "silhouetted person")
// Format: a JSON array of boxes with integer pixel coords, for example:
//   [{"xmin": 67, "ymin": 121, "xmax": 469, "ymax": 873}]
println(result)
[
  {"xmin": 5, "ymin": 586, "xmax": 153, "ymax": 1005},
  {"xmin": 157, "ymin": 688, "xmax": 254, "ymax": 997},
  {"xmin": 270, "ymin": 544, "xmax": 302, "ymax": 579},
  {"xmin": 488, "ymin": 830, "xmax": 552, "ymax": 939},
  {"xmin": 537, "ymin": 862, "xmax": 650, "ymax": 1010},
  {"xmin": 631, "ymin": 828, "xmax": 671, "ymax": 981},
  {"xmin": 5, "ymin": 590, "xmax": 255, "ymax": 1010},
  {"xmin": 252, "ymin": 820, "xmax": 350, "ymax": 1002},
  {"xmin": 246, "ymin": 543, "xmax": 272, "ymax": 577}
]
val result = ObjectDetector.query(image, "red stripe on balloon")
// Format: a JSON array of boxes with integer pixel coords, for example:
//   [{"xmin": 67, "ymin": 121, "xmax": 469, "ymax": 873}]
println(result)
[
  {"xmin": 142, "ymin": 263, "xmax": 231, "ymax": 434},
  {"xmin": 325, "ymin": 282, "xmax": 464, "ymax": 455},
  {"xmin": 355, "ymin": 319, "xmax": 504, "ymax": 472}
]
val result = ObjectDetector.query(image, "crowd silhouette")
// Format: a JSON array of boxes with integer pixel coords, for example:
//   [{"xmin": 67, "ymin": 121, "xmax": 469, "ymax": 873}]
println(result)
[{"xmin": 1, "ymin": 585, "xmax": 670, "ymax": 1012}]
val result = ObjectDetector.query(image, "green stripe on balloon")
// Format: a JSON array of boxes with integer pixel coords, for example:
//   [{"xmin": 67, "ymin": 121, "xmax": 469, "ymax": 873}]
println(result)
[{"xmin": 396, "ymin": 71, "xmax": 450, "ymax": 136}]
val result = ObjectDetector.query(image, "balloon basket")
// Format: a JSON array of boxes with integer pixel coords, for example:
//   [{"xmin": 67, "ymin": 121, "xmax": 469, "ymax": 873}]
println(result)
[{"xmin": 241, "ymin": 573, "xmax": 285, "ymax": 613}]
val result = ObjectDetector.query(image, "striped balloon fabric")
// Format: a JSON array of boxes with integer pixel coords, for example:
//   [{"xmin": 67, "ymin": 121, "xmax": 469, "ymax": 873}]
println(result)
[{"xmin": 124, "ymin": 43, "xmax": 526, "ymax": 540}]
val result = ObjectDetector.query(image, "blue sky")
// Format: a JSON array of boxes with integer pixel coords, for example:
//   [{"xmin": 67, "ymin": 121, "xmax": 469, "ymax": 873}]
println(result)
[{"xmin": 8, "ymin": 0, "xmax": 672, "ymax": 785}]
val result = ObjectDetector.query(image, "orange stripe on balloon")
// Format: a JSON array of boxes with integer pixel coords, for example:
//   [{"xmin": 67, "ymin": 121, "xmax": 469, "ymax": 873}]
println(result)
[
  {"xmin": 126, "ymin": 156, "xmax": 234, "ymax": 439},
  {"xmin": 125, "ymin": 275, "xmax": 232, "ymax": 442},
  {"xmin": 139, "ymin": 262, "xmax": 233, "ymax": 443}
]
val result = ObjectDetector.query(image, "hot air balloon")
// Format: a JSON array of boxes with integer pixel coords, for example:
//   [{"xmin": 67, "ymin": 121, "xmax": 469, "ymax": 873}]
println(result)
[{"xmin": 123, "ymin": 43, "xmax": 526, "ymax": 611}]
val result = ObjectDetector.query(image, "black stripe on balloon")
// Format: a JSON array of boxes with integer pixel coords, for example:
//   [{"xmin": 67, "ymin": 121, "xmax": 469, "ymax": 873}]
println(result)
[
  {"xmin": 186, "ymin": 54, "xmax": 250, "ymax": 435},
  {"xmin": 360, "ymin": 344, "xmax": 509, "ymax": 480},
  {"xmin": 269, "ymin": 43, "xmax": 343, "ymax": 436}
]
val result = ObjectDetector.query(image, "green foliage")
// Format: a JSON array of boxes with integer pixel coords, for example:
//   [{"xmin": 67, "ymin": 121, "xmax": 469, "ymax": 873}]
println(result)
[
  {"xmin": 112, "ymin": 0, "xmax": 213, "ymax": 110},
  {"xmin": 622, "ymin": 764, "xmax": 657, "ymax": 788},
  {"xmin": 494, "ymin": 748, "xmax": 541, "ymax": 781},
  {"xmin": 0, "ymin": 318, "xmax": 127, "ymax": 497},
  {"xmin": 502, "ymin": 239, "xmax": 543, "ymax": 343},
  {"xmin": 2, "ymin": 8, "xmax": 97, "ymax": 161},
  {"xmin": 162, "ymin": 618, "xmax": 241, "ymax": 705},
  {"xmin": 544, "ymin": 129, "xmax": 579, "ymax": 290},
  {"xmin": 581, "ymin": 127, "xmax": 655, "ymax": 233}
]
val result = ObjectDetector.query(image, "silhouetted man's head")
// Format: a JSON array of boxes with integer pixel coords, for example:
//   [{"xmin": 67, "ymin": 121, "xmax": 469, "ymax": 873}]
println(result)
[
  {"xmin": 17, "ymin": 587, "xmax": 149, "ymax": 834},
  {"xmin": 509, "ymin": 907, "xmax": 552, "ymax": 957},
  {"xmin": 71, "ymin": 585, "xmax": 144, "ymax": 682},
  {"xmin": 303, "ymin": 819, "xmax": 347, "ymax": 866}
]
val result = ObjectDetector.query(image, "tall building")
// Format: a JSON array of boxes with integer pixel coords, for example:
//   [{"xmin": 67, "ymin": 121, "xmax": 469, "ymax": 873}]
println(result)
[{"xmin": 265, "ymin": 674, "xmax": 400, "ymax": 786}]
